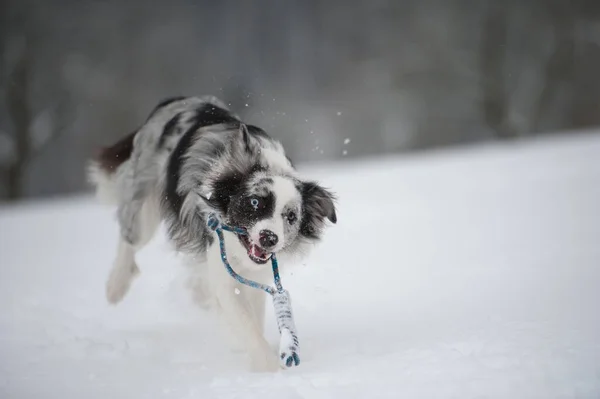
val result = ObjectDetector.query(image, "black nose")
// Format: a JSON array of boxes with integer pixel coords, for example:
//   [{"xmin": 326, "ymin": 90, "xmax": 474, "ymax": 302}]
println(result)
[{"xmin": 259, "ymin": 229, "xmax": 279, "ymax": 248}]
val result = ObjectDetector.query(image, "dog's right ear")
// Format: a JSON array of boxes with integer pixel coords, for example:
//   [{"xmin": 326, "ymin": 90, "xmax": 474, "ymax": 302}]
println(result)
[{"xmin": 198, "ymin": 192, "xmax": 220, "ymax": 214}]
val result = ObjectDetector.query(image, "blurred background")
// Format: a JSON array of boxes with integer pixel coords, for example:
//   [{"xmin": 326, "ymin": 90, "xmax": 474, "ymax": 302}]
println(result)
[{"xmin": 1, "ymin": 0, "xmax": 600, "ymax": 202}]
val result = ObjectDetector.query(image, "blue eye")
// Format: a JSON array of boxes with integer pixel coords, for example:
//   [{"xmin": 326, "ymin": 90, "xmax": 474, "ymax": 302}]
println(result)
[{"xmin": 250, "ymin": 198, "xmax": 259, "ymax": 209}]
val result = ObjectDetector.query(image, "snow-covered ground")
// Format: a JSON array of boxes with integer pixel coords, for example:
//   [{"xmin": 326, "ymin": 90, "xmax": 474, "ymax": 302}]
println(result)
[{"xmin": 1, "ymin": 132, "xmax": 600, "ymax": 398}]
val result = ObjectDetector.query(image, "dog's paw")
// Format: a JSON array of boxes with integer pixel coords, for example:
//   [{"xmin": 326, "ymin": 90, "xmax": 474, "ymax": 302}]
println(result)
[
  {"xmin": 279, "ymin": 328, "xmax": 300, "ymax": 368},
  {"xmin": 106, "ymin": 260, "xmax": 139, "ymax": 304}
]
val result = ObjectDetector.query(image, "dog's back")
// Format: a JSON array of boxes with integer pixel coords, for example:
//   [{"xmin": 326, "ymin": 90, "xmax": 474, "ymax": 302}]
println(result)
[{"xmin": 87, "ymin": 95, "xmax": 234, "ymax": 205}]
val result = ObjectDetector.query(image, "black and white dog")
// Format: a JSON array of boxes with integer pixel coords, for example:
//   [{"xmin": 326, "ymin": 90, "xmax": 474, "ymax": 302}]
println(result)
[{"xmin": 88, "ymin": 95, "xmax": 337, "ymax": 371}]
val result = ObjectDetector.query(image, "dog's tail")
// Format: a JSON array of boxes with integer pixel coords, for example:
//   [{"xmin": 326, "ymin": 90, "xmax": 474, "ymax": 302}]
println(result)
[{"xmin": 87, "ymin": 130, "xmax": 137, "ymax": 204}]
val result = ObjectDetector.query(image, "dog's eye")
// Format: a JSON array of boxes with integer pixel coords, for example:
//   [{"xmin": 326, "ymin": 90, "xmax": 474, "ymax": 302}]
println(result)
[
  {"xmin": 286, "ymin": 210, "xmax": 297, "ymax": 225},
  {"xmin": 250, "ymin": 197, "xmax": 260, "ymax": 210}
]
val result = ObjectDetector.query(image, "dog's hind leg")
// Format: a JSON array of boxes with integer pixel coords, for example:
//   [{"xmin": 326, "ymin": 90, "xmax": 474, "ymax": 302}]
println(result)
[
  {"xmin": 106, "ymin": 195, "xmax": 161, "ymax": 304},
  {"xmin": 106, "ymin": 237, "xmax": 139, "ymax": 304}
]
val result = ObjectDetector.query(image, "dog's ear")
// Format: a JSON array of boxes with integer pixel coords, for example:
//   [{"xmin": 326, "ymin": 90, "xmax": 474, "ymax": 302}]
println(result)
[
  {"xmin": 235, "ymin": 123, "xmax": 259, "ymax": 154},
  {"xmin": 303, "ymin": 181, "xmax": 337, "ymax": 223},
  {"xmin": 198, "ymin": 192, "xmax": 221, "ymax": 214},
  {"xmin": 202, "ymin": 171, "xmax": 245, "ymax": 216},
  {"xmin": 299, "ymin": 181, "xmax": 337, "ymax": 239}
]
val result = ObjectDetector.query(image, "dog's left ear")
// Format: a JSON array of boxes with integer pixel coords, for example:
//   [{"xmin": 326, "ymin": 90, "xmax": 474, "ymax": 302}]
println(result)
[
  {"xmin": 301, "ymin": 181, "xmax": 337, "ymax": 224},
  {"xmin": 237, "ymin": 123, "xmax": 258, "ymax": 154}
]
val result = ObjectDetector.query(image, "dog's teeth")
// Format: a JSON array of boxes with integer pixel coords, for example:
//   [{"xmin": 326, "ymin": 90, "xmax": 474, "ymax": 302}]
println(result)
[
  {"xmin": 251, "ymin": 245, "xmax": 262, "ymax": 257},
  {"xmin": 248, "ymin": 244, "xmax": 269, "ymax": 262}
]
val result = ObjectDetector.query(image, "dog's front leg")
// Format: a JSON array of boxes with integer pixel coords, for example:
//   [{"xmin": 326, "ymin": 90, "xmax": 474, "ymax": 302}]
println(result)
[{"xmin": 215, "ymin": 281, "xmax": 279, "ymax": 372}]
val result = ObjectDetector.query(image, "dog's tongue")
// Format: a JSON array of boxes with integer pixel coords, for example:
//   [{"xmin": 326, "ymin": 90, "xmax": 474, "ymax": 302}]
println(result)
[{"xmin": 250, "ymin": 244, "xmax": 268, "ymax": 259}]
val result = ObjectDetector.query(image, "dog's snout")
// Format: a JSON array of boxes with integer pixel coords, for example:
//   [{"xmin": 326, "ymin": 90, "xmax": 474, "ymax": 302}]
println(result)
[{"xmin": 259, "ymin": 229, "xmax": 278, "ymax": 248}]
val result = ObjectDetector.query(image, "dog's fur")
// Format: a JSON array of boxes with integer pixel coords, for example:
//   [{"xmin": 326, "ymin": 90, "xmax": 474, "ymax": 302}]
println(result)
[{"xmin": 87, "ymin": 95, "xmax": 336, "ymax": 371}]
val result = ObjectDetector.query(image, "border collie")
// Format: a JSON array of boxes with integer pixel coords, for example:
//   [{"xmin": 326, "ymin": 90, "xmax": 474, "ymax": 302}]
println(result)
[{"xmin": 87, "ymin": 95, "xmax": 337, "ymax": 371}]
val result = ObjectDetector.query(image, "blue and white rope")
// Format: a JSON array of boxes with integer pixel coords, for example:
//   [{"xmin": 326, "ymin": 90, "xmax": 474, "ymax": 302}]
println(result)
[{"xmin": 207, "ymin": 214, "xmax": 300, "ymax": 367}]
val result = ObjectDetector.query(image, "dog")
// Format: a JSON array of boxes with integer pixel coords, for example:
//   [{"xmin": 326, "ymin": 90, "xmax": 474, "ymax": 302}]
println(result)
[{"xmin": 87, "ymin": 95, "xmax": 337, "ymax": 371}]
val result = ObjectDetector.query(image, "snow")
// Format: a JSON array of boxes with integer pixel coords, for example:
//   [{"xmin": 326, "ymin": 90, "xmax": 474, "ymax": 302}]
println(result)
[{"xmin": 2, "ymin": 132, "xmax": 600, "ymax": 398}]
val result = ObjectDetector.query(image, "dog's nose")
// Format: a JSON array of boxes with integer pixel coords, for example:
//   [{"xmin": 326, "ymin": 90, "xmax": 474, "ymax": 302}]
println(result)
[{"xmin": 259, "ymin": 229, "xmax": 279, "ymax": 249}]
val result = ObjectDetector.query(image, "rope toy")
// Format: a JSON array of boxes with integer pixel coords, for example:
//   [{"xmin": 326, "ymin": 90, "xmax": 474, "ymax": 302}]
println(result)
[{"xmin": 207, "ymin": 213, "xmax": 300, "ymax": 368}]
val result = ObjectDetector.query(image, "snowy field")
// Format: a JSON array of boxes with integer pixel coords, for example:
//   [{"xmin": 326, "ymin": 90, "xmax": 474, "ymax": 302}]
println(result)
[{"xmin": 1, "ymin": 132, "xmax": 600, "ymax": 398}]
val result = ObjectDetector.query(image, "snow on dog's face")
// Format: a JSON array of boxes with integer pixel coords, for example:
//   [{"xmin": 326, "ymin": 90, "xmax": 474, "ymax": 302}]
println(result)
[{"xmin": 209, "ymin": 169, "xmax": 337, "ymax": 265}]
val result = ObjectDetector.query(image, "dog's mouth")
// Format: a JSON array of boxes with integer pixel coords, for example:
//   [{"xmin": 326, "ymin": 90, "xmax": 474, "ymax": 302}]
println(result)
[{"xmin": 238, "ymin": 234, "xmax": 272, "ymax": 264}]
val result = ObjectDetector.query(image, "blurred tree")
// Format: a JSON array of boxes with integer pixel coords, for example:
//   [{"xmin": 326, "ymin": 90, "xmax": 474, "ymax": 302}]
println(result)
[
  {"xmin": 570, "ymin": 0, "xmax": 600, "ymax": 128},
  {"xmin": 4, "ymin": 35, "xmax": 34, "ymax": 201},
  {"xmin": 1, "ymin": 0, "xmax": 600, "ymax": 202},
  {"xmin": 532, "ymin": 1, "xmax": 576, "ymax": 132},
  {"xmin": 0, "ymin": 1, "xmax": 72, "ymax": 201},
  {"xmin": 480, "ymin": 1, "xmax": 516, "ymax": 139}
]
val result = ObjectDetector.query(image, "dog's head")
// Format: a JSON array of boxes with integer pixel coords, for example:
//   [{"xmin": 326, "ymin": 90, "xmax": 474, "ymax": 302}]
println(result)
[{"xmin": 204, "ymin": 126, "xmax": 337, "ymax": 265}]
